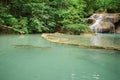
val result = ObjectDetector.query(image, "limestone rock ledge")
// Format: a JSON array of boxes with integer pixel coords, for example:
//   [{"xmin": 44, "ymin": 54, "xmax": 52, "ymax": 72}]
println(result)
[{"xmin": 41, "ymin": 33, "xmax": 120, "ymax": 51}]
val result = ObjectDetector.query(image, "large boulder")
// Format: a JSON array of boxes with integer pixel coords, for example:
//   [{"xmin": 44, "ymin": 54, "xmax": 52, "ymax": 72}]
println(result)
[{"xmin": 88, "ymin": 13, "xmax": 120, "ymax": 33}]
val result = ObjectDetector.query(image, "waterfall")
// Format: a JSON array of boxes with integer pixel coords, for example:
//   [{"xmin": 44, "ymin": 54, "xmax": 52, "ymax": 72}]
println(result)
[
  {"xmin": 89, "ymin": 14, "xmax": 117, "ymax": 33},
  {"xmin": 112, "ymin": 25, "xmax": 116, "ymax": 34},
  {"xmin": 90, "ymin": 14, "xmax": 104, "ymax": 33}
]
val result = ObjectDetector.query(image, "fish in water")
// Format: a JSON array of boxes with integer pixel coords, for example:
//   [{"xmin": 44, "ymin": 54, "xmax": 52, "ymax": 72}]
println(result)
[{"xmin": 14, "ymin": 45, "xmax": 51, "ymax": 49}]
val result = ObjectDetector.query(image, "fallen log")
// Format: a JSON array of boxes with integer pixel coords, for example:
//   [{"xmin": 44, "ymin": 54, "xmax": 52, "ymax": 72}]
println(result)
[{"xmin": 0, "ymin": 24, "xmax": 25, "ymax": 34}]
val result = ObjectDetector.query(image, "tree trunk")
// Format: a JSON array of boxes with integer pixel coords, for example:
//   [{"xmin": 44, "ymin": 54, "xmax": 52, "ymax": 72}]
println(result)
[{"xmin": 0, "ymin": 24, "xmax": 25, "ymax": 34}]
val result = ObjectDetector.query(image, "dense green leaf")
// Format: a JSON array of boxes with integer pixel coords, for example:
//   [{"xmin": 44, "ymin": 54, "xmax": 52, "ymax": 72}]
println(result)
[{"xmin": 0, "ymin": 0, "xmax": 119, "ymax": 34}]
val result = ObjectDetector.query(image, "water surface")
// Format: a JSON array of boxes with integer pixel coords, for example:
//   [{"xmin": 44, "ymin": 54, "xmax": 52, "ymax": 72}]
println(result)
[{"xmin": 0, "ymin": 34, "xmax": 120, "ymax": 80}]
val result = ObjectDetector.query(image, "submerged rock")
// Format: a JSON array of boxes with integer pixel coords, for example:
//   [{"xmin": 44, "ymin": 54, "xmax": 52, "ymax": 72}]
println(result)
[
  {"xmin": 88, "ymin": 13, "xmax": 120, "ymax": 33},
  {"xmin": 14, "ymin": 45, "xmax": 51, "ymax": 49}
]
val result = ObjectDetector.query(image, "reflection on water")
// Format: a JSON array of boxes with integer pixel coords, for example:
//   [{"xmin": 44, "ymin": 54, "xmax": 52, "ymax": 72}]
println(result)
[
  {"xmin": 0, "ymin": 34, "xmax": 120, "ymax": 80},
  {"xmin": 90, "ymin": 34, "xmax": 120, "ymax": 47}
]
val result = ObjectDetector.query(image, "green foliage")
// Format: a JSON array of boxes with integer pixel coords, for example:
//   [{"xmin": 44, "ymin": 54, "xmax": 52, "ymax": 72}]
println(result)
[
  {"xmin": 0, "ymin": 13, "xmax": 18, "ymax": 25},
  {"xmin": 56, "ymin": 0, "xmax": 86, "ymax": 24},
  {"xmin": 29, "ymin": 17, "xmax": 49, "ymax": 33},
  {"xmin": 29, "ymin": 18, "xmax": 44, "ymax": 33},
  {"xmin": 84, "ymin": 0, "xmax": 96, "ymax": 16},
  {"xmin": 0, "ymin": 18, "xmax": 4, "ymax": 24},
  {"xmin": 0, "ymin": 0, "xmax": 120, "ymax": 34},
  {"xmin": 63, "ymin": 24, "xmax": 89, "ymax": 35},
  {"xmin": 19, "ymin": 17, "xmax": 28, "ymax": 33},
  {"xmin": 94, "ymin": 0, "xmax": 120, "ymax": 12}
]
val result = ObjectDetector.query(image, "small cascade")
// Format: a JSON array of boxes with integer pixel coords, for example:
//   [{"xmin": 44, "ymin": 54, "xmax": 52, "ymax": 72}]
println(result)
[
  {"xmin": 89, "ymin": 13, "xmax": 120, "ymax": 33},
  {"xmin": 94, "ymin": 27, "xmax": 99, "ymax": 33},
  {"xmin": 90, "ymin": 14, "xmax": 104, "ymax": 33},
  {"xmin": 112, "ymin": 25, "xmax": 116, "ymax": 34},
  {"xmin": 98, "ymin": 27, "xmax": 103, "ymax": 33}
]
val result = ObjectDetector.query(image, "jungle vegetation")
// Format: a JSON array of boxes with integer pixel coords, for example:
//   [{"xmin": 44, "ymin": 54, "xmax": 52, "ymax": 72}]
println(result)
[{"xmin": 0, "ymin": 0, "xmax": 120, "ymax": 34}]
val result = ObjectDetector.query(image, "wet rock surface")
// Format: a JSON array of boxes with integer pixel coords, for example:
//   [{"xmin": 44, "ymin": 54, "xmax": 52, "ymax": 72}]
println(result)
[
  {"xmin": 88, "ymin": 13, "xmax": 120, "ymax": 33},
  {"xmin": 42, "ymin": 33, "xmax": 120, "ymax": 51}
]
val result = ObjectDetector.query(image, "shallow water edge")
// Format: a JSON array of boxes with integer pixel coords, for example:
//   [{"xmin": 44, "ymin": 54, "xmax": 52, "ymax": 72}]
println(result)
[{"xmin": 41, "ymin": 33, "xmax": 120, "ymax": 51}]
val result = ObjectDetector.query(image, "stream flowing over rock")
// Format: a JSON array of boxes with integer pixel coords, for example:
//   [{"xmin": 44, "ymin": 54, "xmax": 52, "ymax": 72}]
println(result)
[{"xmin": 88, "ymin": 13, "xmax": 120, "ymax": 33}]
